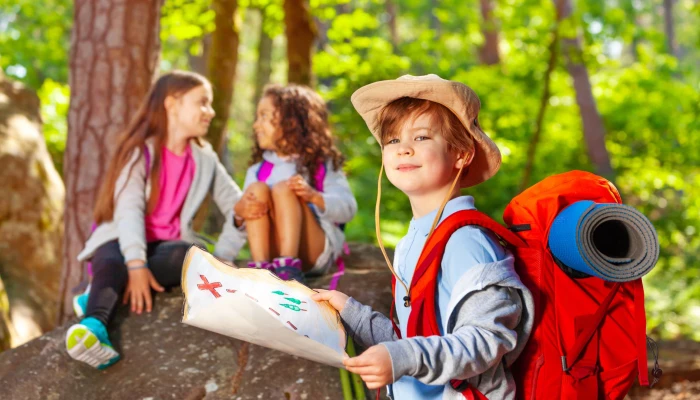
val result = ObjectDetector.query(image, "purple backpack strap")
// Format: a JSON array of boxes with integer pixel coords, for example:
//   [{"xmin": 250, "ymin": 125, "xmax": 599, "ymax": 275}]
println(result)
[
  {"xmin": 143, "ymin": 145, "xmax": 151, "ymax": 179},
  {"xmin": 314, "ymin": 162, "xmax": 326, "ymax": 192},
  {"xmin": 257, "ymin": 160, "xmax": 274, "ymax": 183}
]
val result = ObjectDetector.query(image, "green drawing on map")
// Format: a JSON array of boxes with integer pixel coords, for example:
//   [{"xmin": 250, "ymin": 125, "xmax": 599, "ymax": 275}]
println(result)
[
  {"xmin": 285, "ymin": 297, "xmax": 302, "ymax": 305},
  {"xmin": 280, "ymin": 303, "xmax": 302, "ymax": 312},
  {"xmin": 272, "ymin": 290, "xmax": 286, "ymax": 296}
]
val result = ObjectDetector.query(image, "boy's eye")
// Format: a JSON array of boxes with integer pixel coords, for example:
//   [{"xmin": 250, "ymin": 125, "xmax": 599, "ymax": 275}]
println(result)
[
  {"xmin": 385, "ymin": 138, "xmax": 399, "ymax": 145},
  {"xmin": 415, "ymin": 136, "xmax": 430, "ymax": 141}
]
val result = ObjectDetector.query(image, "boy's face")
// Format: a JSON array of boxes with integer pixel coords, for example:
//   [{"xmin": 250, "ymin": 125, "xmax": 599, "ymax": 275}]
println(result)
[{"xmin": 382, "ymin": 113, "xmax": 463, "ymax": 196}]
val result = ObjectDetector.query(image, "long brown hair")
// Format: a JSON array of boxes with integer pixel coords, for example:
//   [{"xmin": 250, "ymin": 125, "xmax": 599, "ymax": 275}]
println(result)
[
  {"xmin": 93, "ymin": 70, "xmax": 209, "ymax": 224},
  {"xmin": 250, "ymin": 84, "xmax": 344, "ymax": 187}
]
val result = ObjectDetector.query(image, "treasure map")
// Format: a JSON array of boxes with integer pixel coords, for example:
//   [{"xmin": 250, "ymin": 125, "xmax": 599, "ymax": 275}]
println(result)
[{"xmin": 181, "ymin": 246, "xmax": 348, "ymax": 368}]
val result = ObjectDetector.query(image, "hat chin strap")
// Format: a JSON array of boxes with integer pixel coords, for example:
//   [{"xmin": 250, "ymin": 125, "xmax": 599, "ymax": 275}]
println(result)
[{"xmin": 375, "ymin": 161, "xmax": 467, "ymax": 306}]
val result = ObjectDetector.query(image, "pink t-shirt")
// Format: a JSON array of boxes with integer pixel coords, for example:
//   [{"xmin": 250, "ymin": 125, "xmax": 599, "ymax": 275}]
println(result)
[{"xmin": 145, "ymin": 146, "xmax": 195, "ymax": 242}]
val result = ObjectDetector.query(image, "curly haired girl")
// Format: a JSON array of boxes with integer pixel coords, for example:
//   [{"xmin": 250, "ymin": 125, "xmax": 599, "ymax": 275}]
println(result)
[{"xmin": 234, "ymin": 84, "xmax": 357, "ymax": 281}]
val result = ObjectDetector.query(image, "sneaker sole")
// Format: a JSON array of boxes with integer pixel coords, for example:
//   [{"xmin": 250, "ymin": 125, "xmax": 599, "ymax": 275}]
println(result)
[{"xmin": 66, "ymin": 325, "xmax": 119, "ymax": 369}]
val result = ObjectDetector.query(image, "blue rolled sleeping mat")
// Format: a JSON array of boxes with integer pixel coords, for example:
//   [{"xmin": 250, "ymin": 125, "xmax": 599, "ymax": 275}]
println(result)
[{"xmin": 548, "ymin": 200, "xmax": 659, "ymax": 282}]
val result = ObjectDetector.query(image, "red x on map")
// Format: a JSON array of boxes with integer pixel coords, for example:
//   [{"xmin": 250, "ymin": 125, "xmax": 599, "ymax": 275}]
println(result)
[{"xmin": 197, "ymin": 274, "xmax": 222, "ymax": 298}]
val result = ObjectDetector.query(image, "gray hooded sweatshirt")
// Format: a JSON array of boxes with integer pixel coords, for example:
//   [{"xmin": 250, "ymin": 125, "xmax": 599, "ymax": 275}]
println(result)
[{"xmin": 341, "ymin": 221, "xmax": 534, "ymax": 399}]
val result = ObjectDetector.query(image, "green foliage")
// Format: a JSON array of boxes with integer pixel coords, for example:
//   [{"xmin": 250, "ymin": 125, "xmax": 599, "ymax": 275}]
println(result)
[
  {"xmin": 37, "ymin": 79, "xmax": 70, "ymax": 175},
  {"xmin": 0, "ymin": 0, "xmax": 72, "ymax": 89}
]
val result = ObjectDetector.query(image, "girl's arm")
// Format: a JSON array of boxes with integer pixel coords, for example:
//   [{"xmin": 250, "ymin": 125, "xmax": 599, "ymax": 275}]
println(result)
[
  {"xmin": 211, "ymin": 160, "xmax": 247, "ymax": 261},
  {"xmin": 113, "ymin": 149, "xmax": 148, "ymax": 264},
  {"xmin": 314, "ymin": 164, "xmax": 357, "ymax": 224}
]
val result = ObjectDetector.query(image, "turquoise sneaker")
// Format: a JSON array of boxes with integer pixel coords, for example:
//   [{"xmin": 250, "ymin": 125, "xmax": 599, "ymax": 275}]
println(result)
[
  {"xmin": 72, "ymin": 287, "xmax": 89, "ymax": 318},
  {"xmin": 66, "ymin": 317, "xmax": 120, "ymax": 369}
]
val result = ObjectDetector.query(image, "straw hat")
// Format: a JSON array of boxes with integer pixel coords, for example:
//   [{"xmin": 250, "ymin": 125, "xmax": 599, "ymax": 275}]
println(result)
[{"xmin": 350, "ymin": 74, "xmax": 502, "ymax": 188}]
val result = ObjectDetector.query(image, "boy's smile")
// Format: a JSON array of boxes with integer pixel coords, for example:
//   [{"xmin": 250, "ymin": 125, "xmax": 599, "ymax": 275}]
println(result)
[{"xmin": 396, "ymin": 163, "xmax": 421, "ymax": 172}]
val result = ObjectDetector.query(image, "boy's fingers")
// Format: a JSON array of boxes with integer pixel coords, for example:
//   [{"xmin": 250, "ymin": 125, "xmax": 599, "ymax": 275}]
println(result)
[
  {"xmin": 346, "ymin": 365, "xmax": 378, "ymax": 375},
  {"xmin": 311, "ymin": 290, "xmax": 332, "ymax": 301},
  {"xmin": 343, "ymin": 355, "xmax": 371, "ymax": 368}
]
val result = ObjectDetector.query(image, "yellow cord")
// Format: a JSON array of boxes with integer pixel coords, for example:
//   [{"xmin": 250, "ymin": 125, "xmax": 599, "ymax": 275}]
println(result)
[{"xmin": 374, "ymin": 161, "xmax": 467, "ymax": 307}]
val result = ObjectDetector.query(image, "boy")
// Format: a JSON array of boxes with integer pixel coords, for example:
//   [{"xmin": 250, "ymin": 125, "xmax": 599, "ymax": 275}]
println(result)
[{"xmin": 313, "ymin": 74, "xmax": 533, "ymax": 399}]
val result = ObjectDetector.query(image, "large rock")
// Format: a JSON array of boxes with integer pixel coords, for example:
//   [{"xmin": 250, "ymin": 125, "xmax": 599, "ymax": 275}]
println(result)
[
  {"xmin": 0, "ymin": 74, "xmax": 65, "ymax": 348},
  {"xmin": 0, "ymin": 243, "xmax": 393, "ymax": 399}
]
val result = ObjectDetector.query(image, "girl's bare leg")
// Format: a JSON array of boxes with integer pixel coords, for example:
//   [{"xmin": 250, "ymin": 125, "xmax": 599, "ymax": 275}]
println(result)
[
  {"xmin": 271, "ymin": 181, "xmax": 326, "ymax": 272},
  {"xmin": 297, "ymin": 200, "xmax": 327, "ymax": 272},
  {"xmin": 243, "ymin": 182, "xmax": 274, "ymax": 261}
]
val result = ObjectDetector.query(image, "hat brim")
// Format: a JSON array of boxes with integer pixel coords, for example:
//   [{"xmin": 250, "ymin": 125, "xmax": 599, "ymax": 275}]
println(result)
[{"xmin": 351, "ymin": 79, "xmax": 501, "ymax": 188}]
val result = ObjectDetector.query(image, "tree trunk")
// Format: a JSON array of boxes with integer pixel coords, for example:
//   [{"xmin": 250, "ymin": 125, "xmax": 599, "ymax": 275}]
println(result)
[
  {"xmin": 284, "ymin": 0, "xmax": 316, "ymax": 86},
  {"xmin": 386, "ymin": 0, "xmax": 399, "ymax": 50},
  {"xmin": 207, "ymin": 0, "xmax": 239, "ymax": 155},
  {"xmin": 557, "ymin": 0, "xmax": 614, "ymax": 179},
  {"xmin": 478, "ymin": 0, "xmax": 500, "ymax": 65},
  {"xmin": 188, "ymin": 34, "xmax": 212, "ymax": 76},
  {"xmin": 253, "ymin": 7, "xmax": 273, "ymax": 107},
  {"xmin": 663, "ymin": 0, "xmax": 678, "ymax": 57},
  {"xmin": 520, "ymin": 26, "xmax": 559, "ymax": 191},
  {"xmin": 60, "ymin": 0, "xmax": 163, "ymax": 323}
]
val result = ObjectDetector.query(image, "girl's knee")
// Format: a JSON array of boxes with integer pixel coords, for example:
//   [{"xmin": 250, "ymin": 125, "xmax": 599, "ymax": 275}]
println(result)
[
  {"xmin": 271, "ymin": 181, "xmax": 294, "ymax": 197},
  {"xmin": 246, "ymin": 181, "xmax": 271, "ymax": 200}
]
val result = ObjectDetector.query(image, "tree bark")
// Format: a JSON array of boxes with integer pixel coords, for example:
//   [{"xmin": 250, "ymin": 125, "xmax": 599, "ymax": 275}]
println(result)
[
  {"xmin": 478, "ymin": 0, "xmax": 500, "ymax": 65},
  {"xmin": 253, "ymin": 7, "xmax": 274, "ymax": 107},
  {"xmin": 557, "ymin": 0, "xmax": 614, "ymax": 179},
  {"xmin": 663, "ymin": 0, "xmax": 678, "ymax": 57},
  {"xmin": 386, "ymin": 0, "xmax": 399, "ymax": 50},
  {"xmin": 284, "ymin": 0, "xmax": 316, "ymax": 86},
  {"xmin": 60, "ymin": 0, "xmax": 163, "ymax": 322},
  {"xmin": 207, "ymin": 0, "xmax": 239, "ymax": 155}
]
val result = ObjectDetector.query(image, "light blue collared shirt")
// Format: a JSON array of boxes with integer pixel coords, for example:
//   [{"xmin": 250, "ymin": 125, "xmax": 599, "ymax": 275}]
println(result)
[{"xmin": 391, "ymin": 196, "xmax": 506, "ymax": 400}]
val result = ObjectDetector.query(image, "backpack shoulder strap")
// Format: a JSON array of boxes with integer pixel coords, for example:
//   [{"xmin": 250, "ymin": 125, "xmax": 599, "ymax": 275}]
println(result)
[
  {"xmin": 257, "ymin": 160, "xmax": 273, "ymax": 183},
  {"xmin": 406, "ymin": 210, "xmax": 519, "ymax": 400},
  {"xmin": 143, "ymin": 145, "xmax": 151, "ymax": 179},
  {"xmin": 314, "ymin": 161, "xmax": 326, "ymax": 192},
  {"xmin": 410, "ymin": 209, "xmax": 526, "ymax": 301}
]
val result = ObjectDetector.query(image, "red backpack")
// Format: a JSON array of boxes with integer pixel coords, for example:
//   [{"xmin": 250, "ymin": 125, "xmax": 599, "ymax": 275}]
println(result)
[{"xmin": 391, "ymin": 170, "xmax": 659, "ymax": 399}]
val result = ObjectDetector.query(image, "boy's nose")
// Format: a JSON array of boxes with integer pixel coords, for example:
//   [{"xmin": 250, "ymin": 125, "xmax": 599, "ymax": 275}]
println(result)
[{"xmin": 397, "ymin": 143, "xmax": 414, "ymax": 156}]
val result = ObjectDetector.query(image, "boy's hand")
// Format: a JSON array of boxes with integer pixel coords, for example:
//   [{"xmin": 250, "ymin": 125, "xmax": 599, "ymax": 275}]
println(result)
[
  {"xmin": 234, "ymin": 192, "xmax": 268, "ymax": 221},
  {"xmin": 344, "ymin": 344, "xmax": 394, "ymax": 389},
  {"xmin": 311, "ymin": 289, "xmax": 349, "ymax": 313}
]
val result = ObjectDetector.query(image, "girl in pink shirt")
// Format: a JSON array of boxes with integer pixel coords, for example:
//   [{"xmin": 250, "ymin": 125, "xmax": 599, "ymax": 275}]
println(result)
[{"xmin": 66, "ymin": 71, "xmax": 247, "ymax": 370}]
